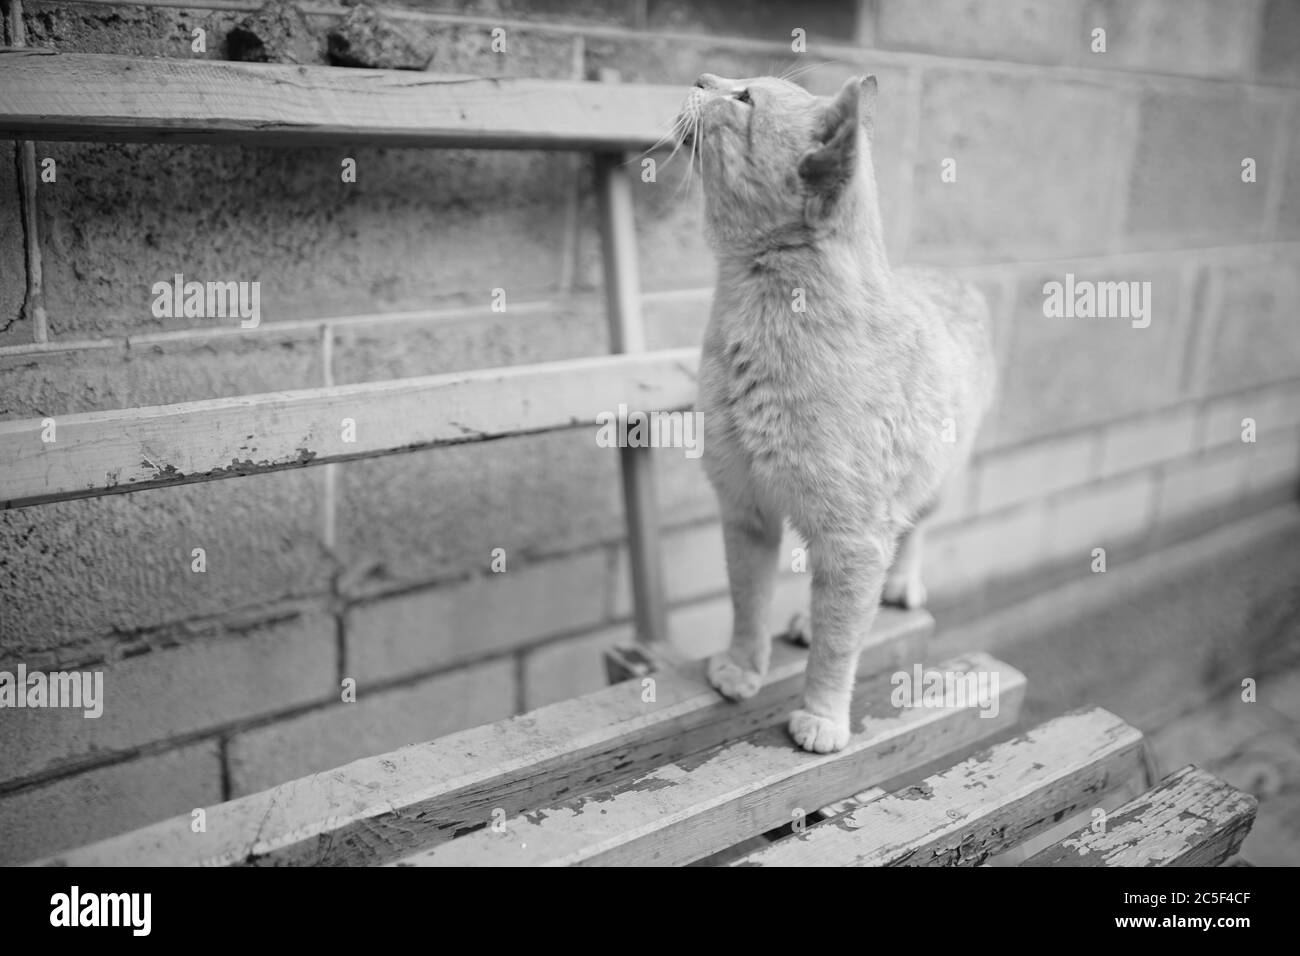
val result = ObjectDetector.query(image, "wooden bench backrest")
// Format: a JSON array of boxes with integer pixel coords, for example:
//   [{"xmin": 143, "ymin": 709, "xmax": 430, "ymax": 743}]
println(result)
[{"xmin": 0, "ymin": 50, "xmax": 691, "ymax": 646}]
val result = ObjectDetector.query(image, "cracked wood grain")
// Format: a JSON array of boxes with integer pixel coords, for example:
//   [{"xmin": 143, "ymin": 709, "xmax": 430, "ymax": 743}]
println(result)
[
  {"xmin": 391, "ymin": 652, "xmax": 1023, "ymax": 867},
  {"xmin": 0, "ymin": 51, "xmax": 683, "ymax": 150},
  {"xmin": 28, "ymin": 608, "xmax": 930, "ymax": 866},
  {"xmin": 0, "ymin": 349, "xmax": 699, "ymax": 509},
  {"xmin": 1023, "ymin": 764, "xmax": 1258, "ymax": 867},
  {"xmin": 733, "ymin": 707, "xmax": 1146, "ymax": 867}
]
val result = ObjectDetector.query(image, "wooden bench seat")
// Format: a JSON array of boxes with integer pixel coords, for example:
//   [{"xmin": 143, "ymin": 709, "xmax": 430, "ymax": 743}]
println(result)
[{"xmin": 31, "ymin": 620, "xmax": 1256, "ymax": 867}]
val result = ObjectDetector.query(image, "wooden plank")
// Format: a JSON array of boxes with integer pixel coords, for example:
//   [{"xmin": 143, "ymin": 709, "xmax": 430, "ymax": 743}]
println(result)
[
  {"xmin": 0, "ymin": 348, "xmax": 699, "ymax": 509},
  {"xmin": 1023, "ymin": 765, "xmax": 1258, "ymax": 867},
  {"xmin": 733, "ymin": 708, "xmax": 1145, "ymax": 867},
  {"xmin": 596, "ymin": 68, "xmax": 668, "ymax": 648},
  {"xmin": 0, "ymin": 50, "xmax": 683, "ymax": 150},
  {"xmin": 390, "ymin": 652, "xmax": 1024, "ymax": 867},
  {"xmin": 29, "ymin": 608, "xmax": 930, "ymax": 866}
]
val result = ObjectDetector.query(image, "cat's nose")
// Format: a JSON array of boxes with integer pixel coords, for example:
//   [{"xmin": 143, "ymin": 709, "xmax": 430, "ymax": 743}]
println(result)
[{"xmin": 695, "ymin": 73, "xmax": 722, "ymax": 90}]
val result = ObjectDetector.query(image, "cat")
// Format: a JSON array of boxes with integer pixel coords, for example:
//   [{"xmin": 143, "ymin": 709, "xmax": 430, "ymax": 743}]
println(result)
[{"xmin": 678, "ymin": 73, "xmax": 996, "ymax": 753}]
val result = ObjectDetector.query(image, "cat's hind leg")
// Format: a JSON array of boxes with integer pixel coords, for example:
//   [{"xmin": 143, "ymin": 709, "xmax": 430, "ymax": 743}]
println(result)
[{"xmin": 707, "ymin": 502, "xmax": 783, "ymax": 701}]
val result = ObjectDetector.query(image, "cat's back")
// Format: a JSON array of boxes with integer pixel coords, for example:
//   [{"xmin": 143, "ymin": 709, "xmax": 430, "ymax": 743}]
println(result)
[
  {"xmin": 894, "ymin": 265, "xmax": 988, "ymax": 337},
  {"xmin": 893, "ymin": 264, "xmax": 997, "ymax": 409}
]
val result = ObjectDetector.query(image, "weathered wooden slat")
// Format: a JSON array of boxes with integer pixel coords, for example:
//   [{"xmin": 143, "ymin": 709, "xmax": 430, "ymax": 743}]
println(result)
[
  {"xmin": 0, "ymin": 348, "xmax": 699, "ymax": 509},
  {"xmin": 390, "ymin": 652, "xmax": 1024, "ymax": 867},
  {"xmin": 1023, "ymin": 765, "xmax": 1258, "ymax": 867},
  {"xmin": 0, "ymin": 50, "xmax": 683, "ymax": 150},
  {"xmin": 29, "ymin": 608, "xmax": 930, "ymax": 866},
  {"xmin": 732, "ymin": 708, "xmax": 1145, "ymax": 867}
]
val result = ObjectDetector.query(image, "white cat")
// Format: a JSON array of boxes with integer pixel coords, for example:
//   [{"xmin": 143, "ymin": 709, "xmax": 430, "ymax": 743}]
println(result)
[{"xmin": 679, "ymin": 73, "xmax": 996, "ymax": 752}]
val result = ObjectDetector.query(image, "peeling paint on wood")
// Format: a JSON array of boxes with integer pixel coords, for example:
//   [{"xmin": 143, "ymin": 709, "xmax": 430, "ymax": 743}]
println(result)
[
  {"xmin": 1, "ymin": 349, "xmax": 699, "ymax": 509},
  {"xmin": 732, "ymin": 708, "xmax": 1145, "ymax": 867},
  {"xmin": 28, "ymin": 608, "xmax": 930, "ymax": 867},
  {"xmin": 389, "ymin": 653, "xmax": 1025, "ymax": 867},
  {"xmin": 1023, "ymin": 765, "xmax": 1257, "ymax": 867}
]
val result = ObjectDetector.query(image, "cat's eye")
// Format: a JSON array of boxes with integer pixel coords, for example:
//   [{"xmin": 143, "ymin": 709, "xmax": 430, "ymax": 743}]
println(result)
[{"xmin": 733, "ymin": 89, "xmax": 752, "ymax": 105}]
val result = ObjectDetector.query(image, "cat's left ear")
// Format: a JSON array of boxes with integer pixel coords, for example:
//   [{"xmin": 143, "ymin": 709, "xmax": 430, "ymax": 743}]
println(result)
[{"xmin": 798, "ymin": 75, "xmax": 877, "ymax": 202}]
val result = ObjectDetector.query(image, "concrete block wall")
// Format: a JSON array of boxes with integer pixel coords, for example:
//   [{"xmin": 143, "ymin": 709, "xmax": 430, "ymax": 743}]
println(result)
[{"xmin": 1, "ymin": 0, "xmax": 1297, "ymax": 863}]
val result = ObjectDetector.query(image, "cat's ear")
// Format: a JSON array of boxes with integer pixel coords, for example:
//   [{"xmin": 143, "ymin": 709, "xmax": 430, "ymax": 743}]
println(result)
[
  {"xmin": 859, "ymin": 74, "xmax": 878, "ymax": 141},
  {"xmin": 798, "ymin": 75, "xmax": 875, "ymax": 204}
]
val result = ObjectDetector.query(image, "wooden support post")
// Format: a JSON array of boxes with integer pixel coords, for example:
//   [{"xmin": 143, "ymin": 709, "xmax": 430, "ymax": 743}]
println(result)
[{"xmin": 596, "ymin": 68, "xmax": 668, "ymax": 649}]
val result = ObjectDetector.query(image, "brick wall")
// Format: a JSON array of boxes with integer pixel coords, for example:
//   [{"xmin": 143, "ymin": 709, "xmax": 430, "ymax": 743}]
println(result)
[{"xmin": 1, "ymin": 0, "xmax": 1298, "ymax": 863}]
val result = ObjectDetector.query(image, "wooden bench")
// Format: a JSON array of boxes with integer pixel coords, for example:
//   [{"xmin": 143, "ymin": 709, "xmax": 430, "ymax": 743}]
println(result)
[{"xmin": 0, "ymin": 50, "xmax": 1257, "ymax": 867}]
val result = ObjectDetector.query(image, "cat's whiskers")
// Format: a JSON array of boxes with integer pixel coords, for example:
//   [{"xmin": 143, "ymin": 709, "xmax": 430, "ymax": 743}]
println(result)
[
  {"xmin": 777, "ymin": 60, "xmax": 829, "ymax": 85},
  {"xmin": 624, "ymin": 113, "xmax": 689, "ymax": 169},
  {"xmin": 676, "ymin": 111, "xmax": 702, "ymax": 200}
]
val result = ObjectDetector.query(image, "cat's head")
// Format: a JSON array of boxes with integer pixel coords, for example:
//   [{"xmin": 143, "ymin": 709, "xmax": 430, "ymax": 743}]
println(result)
[{"xmin": 677, "ymin": 73, "xmax": 878, "ymax": 253}]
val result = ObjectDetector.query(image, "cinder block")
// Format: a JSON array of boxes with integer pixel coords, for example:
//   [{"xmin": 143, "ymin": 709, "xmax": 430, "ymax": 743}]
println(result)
[
  {"xmin": 1156, "ymin": 447, "xmax": 1250, "ymax": 521},
  {"xmin": 1278, "ymin": 121, "xmax": 1300, "ymax": 240},
  {"xmin": 911, "ymin": 70, "xmax": 1134, "ymax": 258},
  {"xmin": 1043, "ymin": 472, "xmax": 1156, "ymax": 562},
  {"xmin": 329, "ymin": 300, "xmax": 607, "ymax": 385},
  {"xmin": 974, "ymin": 432, "xmax": 1098, "ymax": 514},
  {"xmin": 1199, "ymin": 392, "xmax": 1260, "ymax": 450},
  {"xmin": 877, "ymin": 0, "xmax": 1086, "ymax": 64},
  {"xmin": 0, "ymin": 741, "xmax": 222, "ymax": 866},
  {"xmin": 610, "ymin": 521, "xmax": 727, "ymax": 617},
  {"xmin": 1204, "ymin": 259, "xmax": 1300, "ymax": 393},
  {"xmin": 22, "ymin": 3, "xmax": 242, "ymax": 59},
  {"xmin": 645, "ymin": 0, "xmax": 857, "ymax": 41},
  {"xmin": 1086, "ymin": 0, "xmax": 1263, "ymax": 80},
  {"xmin": 334, "ymin": 430, "xmax": 623, "ymax": 597},
  {"xmin": 0, "ymin": 469, "xmax": 331, "ymax": 658},
  {"xmin": 1243, "ymin": 427, "xmax": 1300, "ymax": 493},
  {"xmin": 0, "ymin": 328, "xmax": 322, "ymax": 421},
  {"xmin": 654, "ymin": 444, "xmax": 719, "ymax": 527},
  {"xmin": 642, "ymin": 289, "xmax": 712, "ymax": 350},
  {"xmin": 0, "ymin": 608, "xmax": 336, "ymax": 785},
  {"xmin": 1200, "ymin": 382, "xmax": 1300, "ymax": 449},
  {"xmin": 666, "ymin": 574, "xmax": 809, "ymax": 659},
  {"xmin": 1098, "ymin": 405, "xmax": 1198, "ymax": 477},
  {"xmin": 522, "ymin": 623, "xmax": 634, "ymax": 709},
  {"xmin": 227, "ymin": 658, "xmax": 516, "ymax": 796},
  {"xmin": 1258, "ymin": 0, "xmax": 1300, "ymax": 85},
  {"xmin": 925, "ymin": 503, "xmax": 1049, "ymax": 597},
  {"xmin": 929, "ymin": 463, "xmax": 977, "ymax": 527},
  {"xmin": 997, "ymin": 267, "xmax": 1187, "ymax": 442},
  {"xmin": 624, "ymin": 156, "xmax": 714, "ymax": 294},
  {"xmin": 345, "ymin": 550, "xmax": 608, "ymax": 683},
  {"xmin": 1259, "ymin": 383, "xmax": 1300, "ymax": 431},
  {"xmin": 1124, "ymin": 90, "xmax": 1281, "ymax": 242},
  {"xmin": 37, "ymin": 142, "xmax": 576, "ymax": 338}
]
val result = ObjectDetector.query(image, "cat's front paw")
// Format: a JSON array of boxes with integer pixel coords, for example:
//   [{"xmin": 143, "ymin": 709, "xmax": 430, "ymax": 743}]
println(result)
[
  {"xmin": 707, "ymin": 653, "xmax": 764, "ymax": 700},
  {"xmin": 788, "ymin": 708, "xmax": 850, "ymax": 753},
  {"xmin": 882, "ymin": 572, "xmax": 927, "ymax": 609}
]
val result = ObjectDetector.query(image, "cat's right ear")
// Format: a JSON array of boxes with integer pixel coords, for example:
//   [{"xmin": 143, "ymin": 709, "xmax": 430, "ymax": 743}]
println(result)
[{"xmin": 798, "ymin": 76, "xmax": 873, "ymax": 212}]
